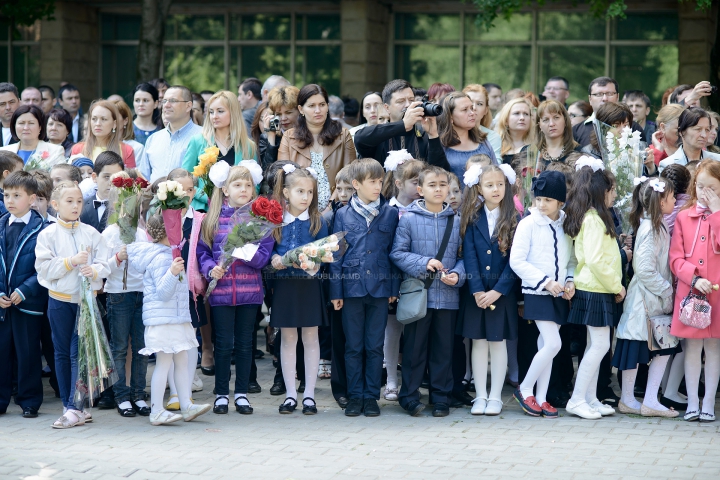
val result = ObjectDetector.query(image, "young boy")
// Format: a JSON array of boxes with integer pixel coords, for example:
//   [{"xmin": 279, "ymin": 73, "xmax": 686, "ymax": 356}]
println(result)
[
  {"xmin": 330, "ymin": 158, "xmax": 400, "ymax": 417},
  {"xmin": 0, "ymin": 151, "xmax": 24, "ymax": 216},
  {"xmin": 81, "ymin": 151, "xmax": 124, "ymax": 233},
  {"xmin": 0, "ymin": 171, "xmax": 48, "ymax": 417},
  {"xmin": 623, "ymin": 90, "xmax": 656, "ymax": 141},
  {"xmin": 49, "ymin": 163, "xmax": 83, "ymax": 187},
  {"xmin": 30, "ymin": 170, "xmax": 56, "ymax": 223}
]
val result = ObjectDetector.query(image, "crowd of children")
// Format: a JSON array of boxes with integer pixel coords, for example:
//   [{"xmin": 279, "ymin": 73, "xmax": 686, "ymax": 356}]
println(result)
[{"xmin": 1, "ymin": 142, "xmax": 720, "ymax": 428}]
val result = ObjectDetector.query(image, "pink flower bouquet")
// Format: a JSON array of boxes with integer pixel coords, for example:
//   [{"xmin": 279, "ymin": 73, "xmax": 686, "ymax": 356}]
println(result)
[{"xmin": 277, "ymin": 232, "xmax": 348, "ymax": 276}]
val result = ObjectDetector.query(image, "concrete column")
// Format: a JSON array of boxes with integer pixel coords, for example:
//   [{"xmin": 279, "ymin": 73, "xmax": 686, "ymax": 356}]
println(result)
[
  {"xmin": 677, "ymin": 1, "xmax": 717, "ymax": 85},
  {"xmin": 40, "ymin": 2, "xmax": 99, "ymax": 108},
  {"xmin": 341, "ymin": 0, "xmax": 390, "ymax": 99}
]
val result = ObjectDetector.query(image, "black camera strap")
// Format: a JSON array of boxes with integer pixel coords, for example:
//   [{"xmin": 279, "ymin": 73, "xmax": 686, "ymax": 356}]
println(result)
[{"xmin": 424, "ymin": 215, "xmax": 455, "ymax": 290}]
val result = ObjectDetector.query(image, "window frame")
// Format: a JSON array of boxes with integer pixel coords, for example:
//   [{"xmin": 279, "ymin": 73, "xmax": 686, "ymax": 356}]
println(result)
[{"xmin": 0, "ymin": 21, "xmax": 41, "ymax": 90}]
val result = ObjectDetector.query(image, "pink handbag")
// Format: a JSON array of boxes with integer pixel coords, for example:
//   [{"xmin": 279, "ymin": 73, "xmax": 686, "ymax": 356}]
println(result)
[{"xmin": 679, "ymin": 278, "xmax": 712, "ymax": 330}]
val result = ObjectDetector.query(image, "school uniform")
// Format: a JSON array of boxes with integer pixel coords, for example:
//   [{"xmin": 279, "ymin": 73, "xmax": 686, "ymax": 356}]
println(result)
[
  {"xmin": 459, "ymin": 206, "xmax": 519, "ymax": 341},
  {"xmin": 0, "ymin": 211, "xmax": 47, "ymax": 413},
  {"xmin": 329, "ymin": 195, "xmax": 400, "ymax": 401},
  {"xmin": 80, "ymin": 195, "xmax": 109, "ymax": 233}
]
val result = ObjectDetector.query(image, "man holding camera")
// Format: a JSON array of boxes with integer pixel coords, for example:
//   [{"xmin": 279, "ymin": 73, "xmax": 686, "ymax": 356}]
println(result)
[{"xmin": 354, "ymin": 79, "xmax": 450, "ymax": 171}]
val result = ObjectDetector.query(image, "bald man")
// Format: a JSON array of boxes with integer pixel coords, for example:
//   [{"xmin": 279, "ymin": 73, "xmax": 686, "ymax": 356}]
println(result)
[{"xmin": 21, "ymin": 87, "xmax": 42, "ymax": 108}]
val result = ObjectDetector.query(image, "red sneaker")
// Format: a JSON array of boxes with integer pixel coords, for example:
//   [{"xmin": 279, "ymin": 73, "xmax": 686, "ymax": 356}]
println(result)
[
  {"xmin": 540, "ymin": 401, "xmax": 558, "ymax": 418},
  {"xmin": 513, "ymin": 389, "xmax": 542, "ymax": 416}
]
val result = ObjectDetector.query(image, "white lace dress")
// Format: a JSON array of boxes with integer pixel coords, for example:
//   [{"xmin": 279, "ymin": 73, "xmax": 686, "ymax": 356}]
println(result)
[{"xmin": 310, "ymin": 151, "xmax": 331, "ymax": 211}]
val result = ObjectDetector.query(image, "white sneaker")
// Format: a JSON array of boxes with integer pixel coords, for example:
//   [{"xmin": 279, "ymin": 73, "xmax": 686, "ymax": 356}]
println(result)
[
  {"xmin": 149, "ymin": 409, "xmax": 183, "ymax": 426},
  {"xmin": 192, "ymin": 373, "xmax": 203, "ymax": 392},
  {"xmin": 484, "ymin": 399, "xmax": 503, "ymax": 416},
  {"xmin": 181, "ymin": 403, "xmax": 211, "ymax": 422},
  {"xmin": 566, "ymin": 401, "xmax": 602, "ymax": 420},
  {"xmin": 589, "ymin": 400, "xmax": 615, "ymax": 416},
  {"xmin": 383, "ymin": 387, "xmax": 399, "ymax": 402},
  {"xmin": 259, "ymin": 314, "xmax": 270, "ymax": 327},
  {"xmin": 471, "ymin": 397, "xmax": 487, "ymax": 415}
]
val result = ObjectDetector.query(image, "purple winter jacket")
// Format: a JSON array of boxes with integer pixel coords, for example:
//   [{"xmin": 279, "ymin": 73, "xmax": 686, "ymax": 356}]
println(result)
[{"xmin": 196, "ymin": 204, "xmax": 274, "ymax": 307}]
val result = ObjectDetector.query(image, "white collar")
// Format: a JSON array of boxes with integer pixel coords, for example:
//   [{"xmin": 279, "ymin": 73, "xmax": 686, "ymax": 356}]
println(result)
[
  {"xmin": 583, "ymin": 112, "xmax": 596, "ymax": 125},
  {"xmin": 283, "ymin": 209, "xmax": 310, "ymax": 224},
  {"xmin": 9, "ymin": 210, "xmax": 32, "ymax": 225},
  {"xmin": 184, "ymin": 207, "xmax": 194, "ymax": 219},
  {"xmin": 484, "ymin": 205, "xmax": 500, "ymax": 220},
  {"xmin": 389, "ymin": 197, "xmax": 401, "ymax": 207}
]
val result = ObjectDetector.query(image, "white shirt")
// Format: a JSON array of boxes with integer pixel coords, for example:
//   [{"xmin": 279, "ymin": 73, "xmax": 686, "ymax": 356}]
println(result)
[
  {"xmin": 283, "ymin": 209, "xmax": 309, "ymax": 224},
  {"xmin": 485, "ymin": 205, "xmax": 500, "ymax": 237},
  {"xmin": 94, "ymin": 195, "xmax": 108, "ymax": 222},
  {"xmin": 8, "ymin": 211, "xmax": 32, "ymax": 225},
  {"xmin": 102, "ymin": 225, "xmax": 146, "ymax": 293},
  {"xmin": 1, "ymin": 126, "xmax": 10, "ymax": 146}
]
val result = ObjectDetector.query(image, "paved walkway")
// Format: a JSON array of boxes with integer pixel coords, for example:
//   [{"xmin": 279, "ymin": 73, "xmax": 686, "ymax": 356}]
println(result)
[{"xmin": 1, "ymin": 349, "xmax": 719, "ymax": 480}]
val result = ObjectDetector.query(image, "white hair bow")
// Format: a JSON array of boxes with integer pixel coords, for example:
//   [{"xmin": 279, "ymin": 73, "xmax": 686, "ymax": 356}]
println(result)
[
  {"xmin": 238, "ymin": 160, "xmax": 263, "ymax": 186},
  {"xmin": 633, "ymin": 176, "xmax": 648, "ymax": 186},
  {"xmin": 208, "ymin": 161, "xmax": 231, "ymax": 188},
  {"xmin": 464, "ymin": 165, "xmax": 483, "ymax": 188},
  {"xmin": 384, "ymin": 149, "xmax": 413, "ymax": 172},
  {"xmin": 306, "ymin": 167, "xmax": 318, "ymax": 180},
  {"xmin": 498, "ymin": 164, "xmax": 516, "ymax": 185},
  {"xmin": 575, "ymin": 155, "xmax": 604, "ymax": 173},
  {"xmin": 649, "ymin": 179, "xmax": 666, "ymax": 193},
  {"xmin": 282, "ymin": 164, "xmax": 296, "ymax": 175}
]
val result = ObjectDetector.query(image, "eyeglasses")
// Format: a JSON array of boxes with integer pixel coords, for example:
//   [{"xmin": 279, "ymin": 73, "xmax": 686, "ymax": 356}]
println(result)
[
  {"xmin": 160, "ymin": 99, "xmax": 190, "ymax": 106},
  {"xmin": 589, "ymin": 92, "xmax": 618, "ymax": 99}
]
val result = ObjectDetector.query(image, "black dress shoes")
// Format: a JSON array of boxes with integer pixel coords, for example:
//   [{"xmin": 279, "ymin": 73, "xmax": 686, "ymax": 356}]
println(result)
[
  {"xmin": 117, "ymin": 404, "xmax": 136, "ymax": 417},
  {"xmin": 270, "ymin": 381, "xmax": 286, "ymax": 396},
  {"xmin": 432, "ymin": 402, "xmax": 450, "ymax": 417},
  {"xmin": 344, "ymin": 398, "xmax": 362, "ymax": 417},
  {"xmin": 200, "ymin": 365, "xmax": 215, "ymax": 376},
  {"xmin": 235, "ymin": 396, "xmax": 253, "ymax": 415},
  {"xmin": 131, "ymin": 400, "xmax": 151, "ymax": 416},
  {"xmin": 248, "ymin": 381, "xmax": 262, "ymax": 394},
  {"xmin": 452, "ymin": 391, "xmax": 475, "ymax": 406},
  {"xmin": 336, "ymin": 396, "xmax": 349, "ymax": 409},
  {"xmin": 22, "ymin": 407, "xmax": 38, "ymax": 418},
  {"xmin": 96, "ymin": 395, "xmax": 115, "ymax": 410},
  {"xmin": 213, "ymin": 397, "xmax": 228, "ymax": 415},
  {"xmin": 363, "ymin": 399, "xmax": 380, "ymax": 417}
]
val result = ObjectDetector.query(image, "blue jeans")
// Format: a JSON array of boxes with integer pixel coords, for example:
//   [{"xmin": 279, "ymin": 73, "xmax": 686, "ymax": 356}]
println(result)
[
  {"xmin": 342, "ymin": 296, "xmax": 388, "ymax": 400},
  {"xmin": 107, "ymin": 292, "xmax": 147, "ymax": 403},
  {"xmin": 211, "ymin": 305, "xmax": 259, "ymax": 395},
  {"xmin": 47, "ymin": 299, "xmax": 79, "ymax": 410}
]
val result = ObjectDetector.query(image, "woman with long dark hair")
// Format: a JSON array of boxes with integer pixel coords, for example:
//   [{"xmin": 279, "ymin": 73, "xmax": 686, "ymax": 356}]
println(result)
[
  {"xmin": 133, "ymin": 83, "xmax": 163, "ymax": 145},
  {"xmin": 278, "ymin": 84, "xmax": 356, "ymax": 211}
]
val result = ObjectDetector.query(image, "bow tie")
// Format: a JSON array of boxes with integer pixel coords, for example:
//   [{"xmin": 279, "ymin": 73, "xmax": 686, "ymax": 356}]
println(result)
[{"xmin": 94, "ymin": 200, "xmax": 108, "ymax": 209}]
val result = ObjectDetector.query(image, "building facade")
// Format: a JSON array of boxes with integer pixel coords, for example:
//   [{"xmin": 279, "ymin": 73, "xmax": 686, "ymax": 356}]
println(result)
[{"xmin": 1, "ymin": 0, "xmax": 717, "ymax": 110}]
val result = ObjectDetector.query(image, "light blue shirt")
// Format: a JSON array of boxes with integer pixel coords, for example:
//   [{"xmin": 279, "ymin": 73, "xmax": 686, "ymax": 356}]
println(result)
[{"xmin": 138, "ymin": 119, "xmax": 202, "ymax": 182}]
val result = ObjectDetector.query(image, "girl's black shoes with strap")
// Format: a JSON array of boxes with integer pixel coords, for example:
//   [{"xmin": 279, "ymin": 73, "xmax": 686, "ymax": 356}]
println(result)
[
  {"xmin": 213, "ymin": 396, "xmax": 229, "ymax": 414},
  {"xmin": 235, "ymin": 396, "xmax": 253, "ymax": 415},
  {"xmin": 302, "ymin": 397, "xmax": 317, "ymax": 415},
  {"xmin": 116, "ymin": 404, "xmax": 136, "ymax": 417},
  {"xmin": 279, "ymin": 397, "xmax": 298, "ymax": 414}
]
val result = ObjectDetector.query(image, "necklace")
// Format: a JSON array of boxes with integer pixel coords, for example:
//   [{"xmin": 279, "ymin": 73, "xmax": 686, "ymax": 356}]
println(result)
[{"xmin": 541, "ymin": 146, "xmax": 565, "ymax": 162}]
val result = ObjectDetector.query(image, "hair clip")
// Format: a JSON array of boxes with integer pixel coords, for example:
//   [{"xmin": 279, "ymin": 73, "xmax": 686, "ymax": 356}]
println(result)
[
  {"xmin": 306, "ymin": 167, "xmax": 318, "ymax": 180},
  {"xmin": 209, "ymin": 161, "xmax": 231, "ymax": 188},
  {"xmin": 464, "ymin": 165, "xmax": 483, "ymax": 188},
  {"xmin": 498, "ymin": 164, "xmax": 516, "ymax": 185},
  {"xmin": 649, "ymin": 179, "xmax": 666, "ymax": 193},
  {"xmin": 575, "ymin": 156, "xmax": 604, "ymax": 172},
  {"xmin": 633, "ymin": 176, "xmax": 648, "ymax": 186},
  {"xmin": 238, "ymin": 160, "xmax": 263, "ymax": 186},
  {"xmin": 384, "ymin": 149, "xmax": 413, "ymax": 172}
]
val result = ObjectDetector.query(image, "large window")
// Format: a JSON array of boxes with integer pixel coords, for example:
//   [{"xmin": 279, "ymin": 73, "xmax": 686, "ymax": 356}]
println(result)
[
  {"xmin": 0, "ymin": 19, "xmax": 41, "ymax": 91},
  {"xmin": 392, "ymin": 10, "xmax": 678, "ymax": 109},
  {"xmin": 101, "ymin": 12, "xmax": 341, "ymax": 101}
]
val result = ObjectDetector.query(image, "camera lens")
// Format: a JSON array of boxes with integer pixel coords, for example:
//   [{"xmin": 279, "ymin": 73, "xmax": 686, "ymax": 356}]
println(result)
[{"xmin": 423, "ymin": 102, "xmax": 443, "ymax": 117}]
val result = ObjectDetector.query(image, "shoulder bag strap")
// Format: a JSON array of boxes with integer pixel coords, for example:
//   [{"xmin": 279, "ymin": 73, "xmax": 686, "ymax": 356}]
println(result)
[{"xmin": 424, "ymin": 215, "xmax": 455, "ymax": 289}]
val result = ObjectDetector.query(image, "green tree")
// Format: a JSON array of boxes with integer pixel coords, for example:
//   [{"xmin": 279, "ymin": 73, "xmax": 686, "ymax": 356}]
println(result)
[
  {"xmin": 137, "ymin": 0, "xmax": 173, "ymax": 83},
  {"xmin": 0, "ymin": 0, "xmax": 55, "ymax": 26}
]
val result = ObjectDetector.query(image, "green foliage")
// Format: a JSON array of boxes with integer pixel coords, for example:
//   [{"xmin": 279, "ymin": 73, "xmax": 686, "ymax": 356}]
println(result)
[{"xmin": 0, "ymin": 0, "xmax": 55, "ymax": 26}]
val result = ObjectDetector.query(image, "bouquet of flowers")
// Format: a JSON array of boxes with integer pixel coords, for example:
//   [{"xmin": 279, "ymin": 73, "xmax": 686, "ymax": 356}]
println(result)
[
  {"xmin": 600, "ymin": 124, "xmax": 643, "ymax": 234},
  {"xmin": 108, "ymin": 175, "xmax": 149, "ymax": 289},
  {"xmin": 23, "ymin": 150, "xmax": 53, "ymax": 171},
  {"xmin": 205, "ymin": 196, "xmax": 284, "ymax": 296},
  {"xmin": 150, "ymin": 180, "xmax": 190, "ymax": 259},
  {"xmin": 192, "ymin": 146, "xmax": 220, "ymax": 200},
  {"xmin": 275, "ymin": 232, "xmax": 349, "ymax": 276},
  {"xmin": 521, "ymin": 145, "xmax": 542, "ymax": 210},
  {"xmin": 74, "ymin": 248, "xmax": 117, "ymax": 408}
]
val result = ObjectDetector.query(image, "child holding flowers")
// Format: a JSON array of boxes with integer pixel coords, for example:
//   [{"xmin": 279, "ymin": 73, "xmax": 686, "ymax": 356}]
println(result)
[
  {"xmin": 197, "ymin": 162, "xmax": 275, "ymax": 415},
  {"xmin": 270, "ymin": 165, "xmax": 329, "ymax": 415}
]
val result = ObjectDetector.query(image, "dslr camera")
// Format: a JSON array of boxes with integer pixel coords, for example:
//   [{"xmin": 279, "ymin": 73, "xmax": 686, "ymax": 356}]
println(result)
[{"xmin": 420, "ymin": 95, "xmax": 443, "ymax": 117}]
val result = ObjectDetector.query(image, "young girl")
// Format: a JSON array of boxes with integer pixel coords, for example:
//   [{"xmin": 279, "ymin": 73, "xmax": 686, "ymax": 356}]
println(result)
[
  {"xmin": 660, "ymin": 163, "xmax": 692, "ymax": 236},
  {"xmin": 128, "ymin": 213, "xmax": 211, "ymax": 425},
  {"xmin": 36, "ymin": 181, "xmax": 111, "ymax": 428},
  {"xmin": 381, "ymin": 150, "xmax": 426, "ymax": 401},
  {"xmin": 562, "ymin": 157, "xmax": 626, "ymax": 420},
  {"xmin": 446, "ymin": 172, "xmax": 462, "ymax": 213},
  {"xmin": 270, "ymin": 165, "xmax": 328, "ymax": 414},
  {"xmin": 390, "ymin": 166, "xmax": 465, "ymax": 416},
  {"xmin": 669, "ymin": 160, "xmax": 720, "ymax": 422},
  {"xmin": 197, "ymin": 163, "xmax": 272, "ymax": 415},
  {"xmin": 459, "ymin": 163, "xmax": 519, "ymax": 416},
  {"xmin": 509, "ymin": 170, "xmax": 576, "ymax": 418},
  {"xmin": 612, "ymin": 177, "xmax": 678, "ymax": 418}
]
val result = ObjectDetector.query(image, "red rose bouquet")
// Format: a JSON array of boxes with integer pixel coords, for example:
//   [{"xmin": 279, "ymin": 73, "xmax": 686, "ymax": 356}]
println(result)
[
  {"xmin": 108, "ymin": 174, "xmax": 149, "ymax": 289},
  {"xmin": 205, "ymin": 197, "xmax": 284, "ymax": 296}
]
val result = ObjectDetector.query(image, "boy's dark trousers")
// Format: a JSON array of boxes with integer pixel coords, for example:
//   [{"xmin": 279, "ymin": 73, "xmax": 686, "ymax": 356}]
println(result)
[
  {"xmin": 342, "ymin": 295, "xmax": 388, "ymax": 400},
  {"xmin": 40, "ymin": 313, "xmax": 59, "ymax": 395},
  {"xmin": 330, "ymin": 308, "xmax": 347, "ymax": 401},
  {"xmin": 399, "ymin": 308, "xmax": 456, "ymax": 409},
  {"xmin": 0, "ymin": 309, "xmax": 43, "ymax": 412}
]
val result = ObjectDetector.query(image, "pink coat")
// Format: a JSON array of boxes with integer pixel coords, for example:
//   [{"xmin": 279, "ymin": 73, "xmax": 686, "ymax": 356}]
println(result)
[{"xmin": 669, "ymin": 207, "xmax": 720, "ymax": 338}]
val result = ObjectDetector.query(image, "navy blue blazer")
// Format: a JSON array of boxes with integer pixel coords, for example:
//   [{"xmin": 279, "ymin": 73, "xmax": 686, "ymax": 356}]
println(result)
[
  {"xmin": 80, "ymin": 197, "xmax": 108, "ymax": 233},
  {"xmin": 463, "ymin": 207, "xmax": 518, "ymax": 297},
  {"xmin": 329, "ymin": 196, "xmax": 401, "ymax": 300},
  {"xmin": 0, "ymin": 210, "xmax": 47, "ymax": 320}
]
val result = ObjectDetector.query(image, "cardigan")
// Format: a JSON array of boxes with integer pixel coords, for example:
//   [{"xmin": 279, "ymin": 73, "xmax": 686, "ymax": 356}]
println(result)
[{"xmin": 572, "ymin": 209, "xmax": 622, "ymax": 295}]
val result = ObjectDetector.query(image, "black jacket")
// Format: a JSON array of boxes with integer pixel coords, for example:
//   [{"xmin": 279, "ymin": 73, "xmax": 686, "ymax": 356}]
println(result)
[
  {"xmin": 80, "ymin": 197, "xmax": 108, "ymax": 233},
  {"xmin": 572, "ymin": 120, "xmax": 646, "ymax": 148},
  {"xmin": 258, "ymin": 133, "xmax": 280, "ymax": 171}
]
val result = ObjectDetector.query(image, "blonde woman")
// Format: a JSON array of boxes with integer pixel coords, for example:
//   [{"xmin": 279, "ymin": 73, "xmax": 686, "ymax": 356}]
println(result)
[
  {"xmin": 462, "ymin": 84, "xmax": 502, "ymax": 159},
  {"xmin": 70, "ymin": 100, "xmax": 136, "ymax": 166},
  {"xmin": 495, "ymin": 97, "xmax": 534, "ymax": 164},
  {"xmin": 182, "ymin": 90, "xmax": 258, "ymax": 210}
]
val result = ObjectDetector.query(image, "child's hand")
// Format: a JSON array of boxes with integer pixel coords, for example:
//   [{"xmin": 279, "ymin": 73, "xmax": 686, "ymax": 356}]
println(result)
[
  {"xmin": 271, "ymin": 255, "xmax": 286, "ymax": 270},
  {"xmin": 209, "ymin": 265, "xmax": 226, "ymax": 280},
  {"xmin": 10, "ymin": 291, "xmax": 22, "ymax": 305},
  {"xmin": 0, "ymin": 295, "xmax": 11, "ymax": 308},
  {"xmin": 117, "ymin": 245, "xmax": 128, "ymax": 262},
  {"xmin": 331, "ymin": 299, "xmax": 343, "ymax": 310},
  {"xmin": 616, "ymin": 286, "xmax": 627, "ymax": 303},
  {"xmin": 389, "ymin": 297, "xmax": 397, "ymax": 304},
  {"xmin": 622, "ymin": 246, "xmax": 633, "ymax": 263},
  {"xmin": 427, "ymin": 259, "xmax": 444, "ymax": 272},
  {"xmin": 71, "ymin": 251, "xmax": 89, "ymax": 266},
  {"xmin": 704, "ymin": 188, "xmax": 720, "ymax": 214},
  {"xmin": 80, "ymin": 266, "xmax": 94, "ymax": 278},
  {"xmin": 440, "ymin": 272, "xmax": 459, "ymax": 286},
  {"xmin": 694, "ymin": 277, "xmax": 713, "ymax": 295},
  {"xmin": 544, "ymin": 280, "xmax": 564, "ymax": 296},
  {"xmin": 563, "ymin": 281, "xmax": 575, "ymax": 300},
  {"xmin": 474, "ymin": 290, "xmax": 501, "ymax": 309},
  {"xmin": 170, "ymin": 257, "xmax": 185, "ymax": 276}
]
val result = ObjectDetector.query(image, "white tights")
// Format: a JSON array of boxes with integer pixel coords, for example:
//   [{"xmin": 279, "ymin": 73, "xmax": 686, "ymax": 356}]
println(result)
[
  {"xmin": 471, "ymin": 339, "xmax": 507, "ymax": 402},
  {"xmin": 281, "ymin": 327, "xmax": 320, "ymax": 402},
  {"xmin": 383, "ymin": 315, "xmax": 403, "ymax": 390},
  {"xmin": 620, "ymin": 355, "xmax": 671, "ymax": 411},
  {"xmin": 684, "ymin": 338, "xmax": 720, "ymax": 415},
  {"xmin": 519, "ymin": 322, "xmax": 561, "ymax": 404},
  {"xmin": 661, "ymin": 341, "xmax": 687, "ymax": 404},
  {"xmin": 167, "ymin": 346, "xmax": 197, "ymax": 397},
  {"xmin": 152, "ymin": 350, "xmax": 191, "ymax": 414},
  {"xmin": 569, "ymin": 326, "xmax": 609, "ymax": 406}
]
